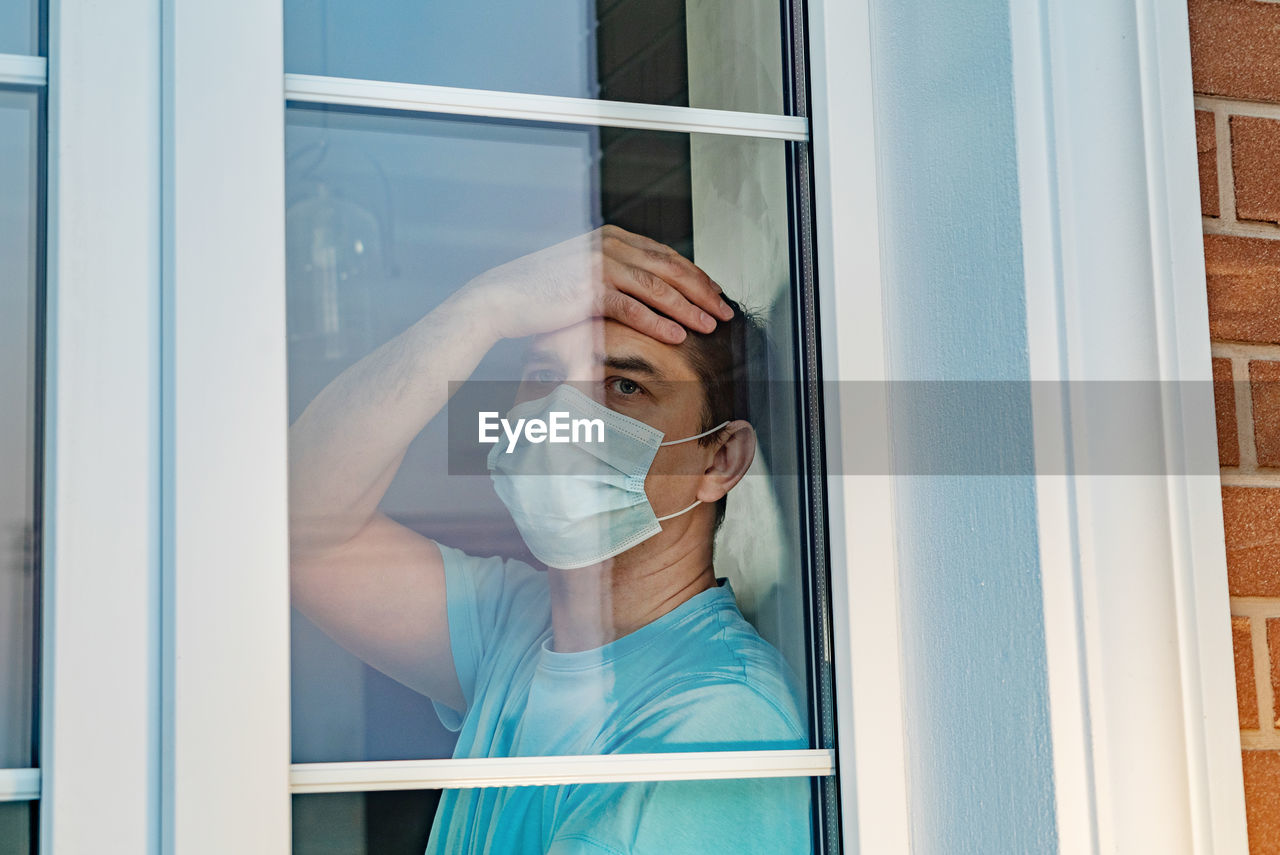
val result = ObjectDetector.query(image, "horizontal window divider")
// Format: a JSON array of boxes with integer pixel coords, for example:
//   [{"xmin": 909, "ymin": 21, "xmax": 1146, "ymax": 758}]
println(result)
[
  {"xmin": 284, "ymin": 73, "xmax": 810, "ymax": 141},
  {"xmin": 291, "ymin": 748, "xmax": 834, "ymax": 794},
  {"xmin": 0, "ymin": 768, "xmax": 40, "ymax": 802},
  {"xmin": 0, "ymin": 53, "xmax": 47, "ymax": 87}
]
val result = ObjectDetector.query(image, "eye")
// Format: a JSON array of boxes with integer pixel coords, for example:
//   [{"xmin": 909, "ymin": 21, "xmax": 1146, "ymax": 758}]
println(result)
[
  {"xmin": 525, "ymin": 368, "xmax": 563, "ymax": 385},
  {"xmin": 607, "ymin": 376, "xmax": 645, "ymax": 397}
]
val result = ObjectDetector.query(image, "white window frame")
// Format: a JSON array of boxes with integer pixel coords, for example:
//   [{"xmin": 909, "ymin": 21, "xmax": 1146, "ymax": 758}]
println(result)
[
  {"xmin": 37, "ymin": 0, "xmax": 161, "ymax": 850},
  {"xmin": 275, "ymin": 8, "xmax": 838, "ymax": 820},
  {"xmin": 816, "ymin": 0, "xmax": 1246, "ymax": 851},
  {"xmin": 0, "ymin": 49, "xmax": 44, "ymax": 810},
  {"xmin": 16, "ymin": 0, "xmax": 1250, "ymax": 852},
  {"xmin": 1007, "ymin": 0, "xmax": 1246, "ymax": 851}
]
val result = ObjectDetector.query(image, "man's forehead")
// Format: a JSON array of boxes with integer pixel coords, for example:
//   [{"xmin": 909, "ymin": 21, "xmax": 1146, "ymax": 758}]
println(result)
[{"xmin": 525, "ymin": 321, "xmax": 698, "ymax": 380}]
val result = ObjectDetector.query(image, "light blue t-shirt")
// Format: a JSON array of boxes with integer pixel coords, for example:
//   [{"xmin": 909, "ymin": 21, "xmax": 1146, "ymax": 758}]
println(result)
[{"xmin": 424, "ymin": 543, "xmax": 813, "ymax": 855}]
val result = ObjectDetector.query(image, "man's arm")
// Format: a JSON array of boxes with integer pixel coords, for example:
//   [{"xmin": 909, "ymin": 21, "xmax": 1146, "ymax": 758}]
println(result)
[
  {"xmin": 287, "ymin": 225, "xmax": 732, "ymax": 710},
  {"xmin": 289, "ymin": 289, "xmax": 497, "ymax": 711}
]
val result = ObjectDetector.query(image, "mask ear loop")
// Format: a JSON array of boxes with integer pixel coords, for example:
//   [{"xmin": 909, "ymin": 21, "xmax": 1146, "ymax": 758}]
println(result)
[
  {"xmin": 656, "ymin": 500, "xmax": 702, "ymax": 522},
  {"xmin": 653, "ymin": 420, "xmax": 732, "ymax": 522},
  {"xmin": 657, "ymin": 421, "xmax": 731, "ymax": 446}
]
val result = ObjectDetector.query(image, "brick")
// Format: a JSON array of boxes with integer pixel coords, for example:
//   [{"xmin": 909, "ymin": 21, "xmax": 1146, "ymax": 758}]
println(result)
[
  {"xmin": 1190, "ymin": 0, "xmax": 1280, "ymax": 103},
  {"xmin": 1254, "ymin": 361, "xmax": 1280, "ymax": 466},
  {"xmin": 1204, "ymin": 235, "xmax": 1280, "ymax": 344},
  {"xmin": 1239, "ymin": 616, "xmax": 1261, "ymax": 729},
  {"xmin": 1198, "ymin": 110, "xmax": 1220, "ymax": 218},
  {"xmin": 1223, "ymin": 486, "xmax": 1280, "ymax": 596},
  {"xmin": 1244, "ymin": 750, "xmax": 1280, "ymax": 855},
  {"xmin": 1216, "ymin": 357, "xmax": 1241, "ymax": 466},
  {"xmin": 1233, "ymin": 116, "xmax": 1280, "ymax": 224}
]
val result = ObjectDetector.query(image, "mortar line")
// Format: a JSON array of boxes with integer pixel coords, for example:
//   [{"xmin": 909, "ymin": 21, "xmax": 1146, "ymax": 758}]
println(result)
[
  {"xmin": 1240, "ymin": 732, "xmax": 1280, "ymax": 751},
  {"xmin": 1253, "ymin": 614, "xmax": 1276, "ymax": 731},
  {"xmin": 1218, "ymin": 471, "xmax": 1280, "ymax": 488},
  {"xmin": 1202, "ymin": 217, "xmax": 1280, "ymax": 239},
  {"xmin": 1215, "ymin": 106, "xmax": 1238, "ymax": 225},
  {"xmin": 1196, "ymin": 94, "xmax": 1280, "ymax": 122},
  {"xmin": 1235, "ymin": 357, "xmax": 1260, "ymax": 469},
  {"xmin": 1231, "ymin": 597, "xmax": 1280, "ymax": 618},
  {"xmin": 1213, "ymin": 342, "xmax": 1280, "ymax": 360}
]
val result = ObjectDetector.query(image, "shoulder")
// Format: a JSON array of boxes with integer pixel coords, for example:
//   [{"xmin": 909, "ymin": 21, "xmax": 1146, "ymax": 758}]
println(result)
[
  {"xmin": 434, "ymin": 542, "xmax": 550, "ymax": 665},
  {"xmin": 435, "ymin": 542, "xmax": 548, "ymax": 615}
]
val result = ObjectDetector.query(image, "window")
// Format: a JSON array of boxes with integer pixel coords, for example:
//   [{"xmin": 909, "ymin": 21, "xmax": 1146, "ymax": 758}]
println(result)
[
  {"xmin": 9, "ymin": 1, "xmax": 1246, "ymax": 852},
  {"xmin": 283, "ymin": 1, "xmax": 839, "ymax": 852},
  {"xmin": 0, "ymin": 0, "xmax": 44, "ymax": 850}
]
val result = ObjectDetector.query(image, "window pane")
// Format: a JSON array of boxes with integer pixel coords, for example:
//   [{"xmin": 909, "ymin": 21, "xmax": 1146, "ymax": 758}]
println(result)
[
  {"xmin": 0, "ymin": 89, "xmax": 40, "ymax": 771},
  {"xmin": 284, "ymin": 0, "xmax": 791, "ymax": 114},
  {"xmin": 294, "ymin": 779, "xmax": 815, "ymax": 854},
  {"xmin": 0, "ymin": 0, "xmax": 38, "ymax": 56},
  {"xmin": 0, "ymin": 802, "xmax": 33, "ymax": 855},
  {"xmin": 286, "ymin": 106, "xmax": 824, "ymax": 770}
]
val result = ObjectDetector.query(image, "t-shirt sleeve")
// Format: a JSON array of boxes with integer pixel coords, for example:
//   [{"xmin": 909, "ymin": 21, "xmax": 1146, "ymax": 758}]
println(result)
[{"xmin": 430, "ymin": 542, "xmax": 546, "ymax": 731}]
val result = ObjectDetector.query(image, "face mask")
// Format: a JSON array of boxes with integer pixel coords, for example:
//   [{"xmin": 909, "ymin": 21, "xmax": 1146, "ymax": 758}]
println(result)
[{"xmin": 486, "ymin": 383, "xmax": 729, "ymax": 570}]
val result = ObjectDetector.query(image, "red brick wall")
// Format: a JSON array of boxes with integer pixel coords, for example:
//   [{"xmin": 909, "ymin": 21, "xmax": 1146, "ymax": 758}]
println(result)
[{"xmin": 1190, "ymin": 1, "xmax": 1280, "ymax": 849}]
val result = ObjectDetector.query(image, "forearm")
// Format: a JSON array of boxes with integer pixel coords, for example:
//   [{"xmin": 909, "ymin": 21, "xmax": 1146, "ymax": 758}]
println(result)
[{"xmin": 288, "ymin": 286, "xmax": 499, "ymax": 553}]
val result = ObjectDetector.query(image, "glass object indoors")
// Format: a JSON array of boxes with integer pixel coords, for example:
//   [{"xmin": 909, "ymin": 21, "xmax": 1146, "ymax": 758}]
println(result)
[
  {"xmin": 284, "ymin": 0, "xmax": 792, "ymax": 114},
  {"xmin": 0, "ymin": 89, "xmax": 40, "ymax": 774},
  {"xmin": 293, "ymin": 778, "xmax": 816, "ymax": 855},
  {"xmin": 285, "ymin": 105, "xmax": 818, "ymax": 769}
]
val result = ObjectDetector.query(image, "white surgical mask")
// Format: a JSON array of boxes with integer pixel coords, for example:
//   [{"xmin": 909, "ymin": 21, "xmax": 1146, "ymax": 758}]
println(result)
[{"xmin": 487, "ymin": 383, "xmax": 728, "ymax": 569}]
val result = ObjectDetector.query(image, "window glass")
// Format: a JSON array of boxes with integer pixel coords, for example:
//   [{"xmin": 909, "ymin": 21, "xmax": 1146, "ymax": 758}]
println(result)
[
  {"xmin": 294, "ymin": 779, "xmax": 815, "ymax": 855},
  {"xmin": 0, "ymin": 0, "xmax": 37, "ymax": 56},
  {"xmin": 0, "ymin": 89, "xmax": 40, "ymax": 773},
  {"xmin": 284, "ymin": 0, "xmax": 790, "ymax": 114},
  {"xmin": 0, "ymin": 802, "xmax": 33, "ymax": 854},
  {"xmin": 286, "ymin": 106, "xmax": 819, "ymax": 772}
]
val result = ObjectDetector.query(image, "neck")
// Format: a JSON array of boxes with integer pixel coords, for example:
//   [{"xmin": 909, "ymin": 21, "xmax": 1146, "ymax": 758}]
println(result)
[{"xmin": 545, "ymin": 516, "xmax": 718, "ymax": 653}]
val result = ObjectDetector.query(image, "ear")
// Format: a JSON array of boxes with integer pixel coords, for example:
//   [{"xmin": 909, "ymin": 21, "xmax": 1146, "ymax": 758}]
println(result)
[{"xmin": 695, "ymin": 420, "xmax": 756, "ymax": 504}]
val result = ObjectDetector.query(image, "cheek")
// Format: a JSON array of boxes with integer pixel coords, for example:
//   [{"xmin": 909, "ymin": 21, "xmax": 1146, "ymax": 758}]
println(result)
[{"xmin": 641, "ymin": 447, "xmax": 705, "ymax": 497}]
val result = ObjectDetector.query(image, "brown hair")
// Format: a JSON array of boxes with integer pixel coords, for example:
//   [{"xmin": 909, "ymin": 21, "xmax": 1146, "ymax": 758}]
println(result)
[{"xmin": 677, "ymin": 295, "xmax": 771, "ymax": 532}]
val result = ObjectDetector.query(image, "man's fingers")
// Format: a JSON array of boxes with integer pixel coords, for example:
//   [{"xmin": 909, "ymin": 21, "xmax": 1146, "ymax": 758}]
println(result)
[
  {"xmin": 604, "ymin": 256, "xmax": 716, "ymax": 334},
  {"xmin": 600, "ymin": 291, "xmax": 687, "ymax": 344},
  {"xmin": 600, "ymin": 227, "xmax": 734, "ymax": 322}
]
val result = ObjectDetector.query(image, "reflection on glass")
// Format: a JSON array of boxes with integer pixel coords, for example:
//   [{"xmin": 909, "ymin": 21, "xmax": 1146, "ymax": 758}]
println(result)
[
  {"xmin": 284, "ymin": 0, "xmax": 788, "ymax": 114},
  {"xmin": 0, "ymin": 801, "xmax": 33, "ymax": 855},
  {"xmin": 294, "ymin": 791, "xmax": 439, "ymax": 855},
  {"xmin": 286, "ymin": 105, "xmax": 815, "ymax": 847},
  {"xmin": 295, "ymin": 779, "xmax": 813, "ymax": 855},
  {"xmin": 0, "ymin": 0, "xmax": 37, "ymax": 56},
  {"xmin": 0, "ymin": 90, "xmax": 40, "ymax": 772}
]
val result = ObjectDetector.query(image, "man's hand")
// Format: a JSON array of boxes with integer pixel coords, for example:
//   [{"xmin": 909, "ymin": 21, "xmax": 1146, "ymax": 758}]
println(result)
[{"xmin": 460, "ymin": 225, "xmax": 734, "ymax": 344}]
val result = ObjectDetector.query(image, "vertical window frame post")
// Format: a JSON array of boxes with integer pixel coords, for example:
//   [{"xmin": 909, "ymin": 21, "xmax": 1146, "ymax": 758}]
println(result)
[{"xmin": 41, "ymin": 0, "xmax": 162, "ymax": 850}]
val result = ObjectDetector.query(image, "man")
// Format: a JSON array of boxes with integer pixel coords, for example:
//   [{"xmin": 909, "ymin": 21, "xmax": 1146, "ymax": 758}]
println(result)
[{"xmin": 289, "ymin": 225, "xmax": 811, "ymax": 853}]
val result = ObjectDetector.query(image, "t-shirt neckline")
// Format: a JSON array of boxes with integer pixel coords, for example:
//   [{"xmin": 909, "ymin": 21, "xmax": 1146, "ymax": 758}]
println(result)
[{"xmin": 538, "ymin": 577, "xmax": 735, "ymax": 671}]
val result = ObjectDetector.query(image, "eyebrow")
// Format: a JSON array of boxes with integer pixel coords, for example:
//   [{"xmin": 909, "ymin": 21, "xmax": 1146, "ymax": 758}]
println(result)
[
  {"xmin": 522, "ymin": 348, "xmax": 671, "ymax": 384},
  {"xmin": 603, "ymin": 353, "xmax": 665, "ymax": 379},
  {"xmin": 523, "ymin": 348, "xmax": 566, "ymax": 369}
]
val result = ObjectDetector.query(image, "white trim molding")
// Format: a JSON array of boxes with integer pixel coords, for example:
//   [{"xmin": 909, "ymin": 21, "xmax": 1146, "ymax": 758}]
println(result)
[
  {"xmin": 291, "ymin": 750, "xmax": 835, "ymax": 795},
  {"xmin": 1012, "ymin": 0, "xmax": 1247, "ymax": 852},
  {"xmin": 42, "ymin": 0, "xmax": 162, "ymax": 850},
  {"xmin": 0, "ymin": 53, "xmax": 46, "ymax": 86},
  {"xmin": 808, "ymin": 0, "xmax": 912, "ymax": 853},
  {"xmin": 0, "ymin": 769, "xmax": 40, "ymax": 802},
  {"xmin": 161, "ymin": 0, "xmax": 291, "ymax": 851},
  {"xmin": 285, "ymin": 74, "xmax": 810, "ymax": 141}
]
